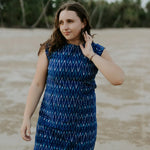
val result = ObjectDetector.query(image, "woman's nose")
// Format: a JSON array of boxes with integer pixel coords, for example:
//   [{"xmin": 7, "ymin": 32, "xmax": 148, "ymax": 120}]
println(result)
[{"xmin": 63, "ymin": 23, "xmax": 69, "ymax": 29}]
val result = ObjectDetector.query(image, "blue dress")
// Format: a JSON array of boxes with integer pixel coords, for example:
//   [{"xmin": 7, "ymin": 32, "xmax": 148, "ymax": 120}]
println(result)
[{"xmin": 34, "ymin": 42, "xmax": 105, "ymax": 150}]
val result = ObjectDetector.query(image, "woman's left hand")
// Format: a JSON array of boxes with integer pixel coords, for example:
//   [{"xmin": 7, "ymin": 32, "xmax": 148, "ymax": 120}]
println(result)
[{"xmin": 80, "ymin": 31, "xmax": 95, "ymax": 59}]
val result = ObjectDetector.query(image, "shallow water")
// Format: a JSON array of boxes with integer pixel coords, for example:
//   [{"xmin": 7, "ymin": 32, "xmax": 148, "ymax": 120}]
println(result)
[{"xmin": 0, "ymin": 28, "xmax": 150, "ymax": 150}]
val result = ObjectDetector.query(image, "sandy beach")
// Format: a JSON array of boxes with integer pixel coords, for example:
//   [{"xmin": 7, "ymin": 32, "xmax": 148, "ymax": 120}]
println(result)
[{"xmin": 0, "ymin": 28, "xmax": 150, "ymax": 150}]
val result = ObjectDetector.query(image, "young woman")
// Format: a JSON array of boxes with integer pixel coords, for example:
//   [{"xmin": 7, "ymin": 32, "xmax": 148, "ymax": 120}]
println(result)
[{"xmin": 20, "ymin": 1, "xmax": 125, "ymax": 149}]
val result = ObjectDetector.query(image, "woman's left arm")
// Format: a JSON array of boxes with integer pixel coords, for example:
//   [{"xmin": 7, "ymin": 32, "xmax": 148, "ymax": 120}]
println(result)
[
  {"xmin": 80, "ymin": 31, "xmax": 125, "ymax": 86},
  {"xmin": 91, "ymin": 49, "xmax": 125, "ymax": 85}
]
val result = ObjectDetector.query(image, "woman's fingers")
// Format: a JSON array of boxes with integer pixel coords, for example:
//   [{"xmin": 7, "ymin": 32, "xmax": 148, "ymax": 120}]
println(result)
[
  {"xmin": 21, "ymin": 126, "xmax": 30, "ymax": 141},
  {"xmin": 83, "ymin": 31, "xmax": 87, "ymax": 41},
  {"xmin": 86, "ymin": 31, "xmax": 92, "ymax": 41},
  {"xmin": 25, "ymin": 127, "xmax": 32, "ymax": 141},
  {"xmin": 79, "ymin": 43, "xmax": 84, "ymax": 50},
  {"xmin": 84, "ymin": 31, "xmax": 92, "ymax": 43},
  {"xmin": 27, "ymin": 123, "xmax": 31, "ymax": 135},
  {"xmin": 20, "ymin": 122, "xmax": 32, "ymax": 141}
]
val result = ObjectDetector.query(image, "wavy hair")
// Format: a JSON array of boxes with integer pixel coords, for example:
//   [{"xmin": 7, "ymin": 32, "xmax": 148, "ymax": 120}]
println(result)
[{"xmin": 38, "ymin": 1, "xmax": 92, "ymax": 56}]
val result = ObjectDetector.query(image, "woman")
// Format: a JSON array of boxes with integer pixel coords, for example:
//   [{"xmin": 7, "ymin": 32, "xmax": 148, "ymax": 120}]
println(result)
[{"xmin": 20, "ymin": 1, "xmax": 125, "ymax": 149}]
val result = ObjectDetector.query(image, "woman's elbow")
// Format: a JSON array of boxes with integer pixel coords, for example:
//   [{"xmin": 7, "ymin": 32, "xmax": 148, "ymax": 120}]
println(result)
[
  {"xmin": 111, "ymin": 74, "xmax": 125, "ymax": 86},
  {"xmin": 111, "ymin": 80, "xmax": 124, "ymax": 86}
]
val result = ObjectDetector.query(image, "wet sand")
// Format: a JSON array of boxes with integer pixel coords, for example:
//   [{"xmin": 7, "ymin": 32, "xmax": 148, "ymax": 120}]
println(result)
[{"xmin": 0, "ymin": 28, "xmax": 150, "ymax": 150}]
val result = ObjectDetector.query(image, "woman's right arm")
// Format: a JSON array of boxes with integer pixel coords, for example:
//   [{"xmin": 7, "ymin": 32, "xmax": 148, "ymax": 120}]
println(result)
[{"xmin": 20, "ymin": 49, "xmax": 48, "ymax": 141}]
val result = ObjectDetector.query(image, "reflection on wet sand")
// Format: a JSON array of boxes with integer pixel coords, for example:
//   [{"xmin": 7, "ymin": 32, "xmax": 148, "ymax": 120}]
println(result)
[
  {"xmin": 97, "ymin": 107, "xmax": 150, "ymax": 146},
  {"xmin": 0, "ymin": 28, "xmax": 150, "ymax": 150}
]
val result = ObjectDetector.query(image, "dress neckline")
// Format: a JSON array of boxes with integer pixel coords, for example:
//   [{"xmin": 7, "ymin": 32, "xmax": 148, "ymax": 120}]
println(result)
[
  {"xmin": 65, "ymin": 42, "xmax": 95, "ymax": 48},
  {"xmin": 66, "ymin": 42, "xmax": 85, "ymax": 47},
  {"xmin": 68, "ymin": 43, "xmax": 80, "ymax": 47}
]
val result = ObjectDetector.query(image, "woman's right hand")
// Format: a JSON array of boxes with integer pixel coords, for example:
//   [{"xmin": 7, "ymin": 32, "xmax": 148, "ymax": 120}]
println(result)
[{"xmin": 20, "ymin": 117, "xmax": 32, "ymax": 141}]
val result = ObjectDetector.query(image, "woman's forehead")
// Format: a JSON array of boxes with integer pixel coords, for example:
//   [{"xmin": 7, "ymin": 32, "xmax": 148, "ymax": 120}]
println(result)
[{"xmin": 59, "ymin": 10, "xmax": 79, "ymax": 20}]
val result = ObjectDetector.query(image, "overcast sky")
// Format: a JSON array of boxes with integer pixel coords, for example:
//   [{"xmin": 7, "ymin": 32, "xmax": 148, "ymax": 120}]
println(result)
[{"xmin": 105, "ymin": 0, "xmax": 149, "ymax": 8}]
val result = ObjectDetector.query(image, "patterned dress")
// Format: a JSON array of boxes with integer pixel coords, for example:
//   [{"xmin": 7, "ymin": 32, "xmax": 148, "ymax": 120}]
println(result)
[{"xmin": 34, "ymin": 42, "xmax": 105, "ymax": 150}]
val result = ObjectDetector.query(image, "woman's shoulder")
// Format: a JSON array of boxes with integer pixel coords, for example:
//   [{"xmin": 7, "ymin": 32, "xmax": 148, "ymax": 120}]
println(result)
[
  {"xmin": 92, "ymin": 42, "xmax": 105, "ymax": 50},
  {"xmin": 92, "ymin": 41, "xmax": 105, "ymax": 56}
]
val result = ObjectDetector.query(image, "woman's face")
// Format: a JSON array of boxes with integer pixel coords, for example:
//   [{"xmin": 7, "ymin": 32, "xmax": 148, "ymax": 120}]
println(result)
[{"xmin": 59, "ymin": 10, "xmax": 85, "ymax": 45}]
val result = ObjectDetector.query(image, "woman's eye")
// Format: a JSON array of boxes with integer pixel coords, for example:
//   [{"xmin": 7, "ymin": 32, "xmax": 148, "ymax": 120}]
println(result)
[
  {"xmin": 68, "ymin": 20, "xmax": 73, "ymax": 23},
  {"xmin": 59, "ymin": 21, "xmax": 63, "ymax": 25}
]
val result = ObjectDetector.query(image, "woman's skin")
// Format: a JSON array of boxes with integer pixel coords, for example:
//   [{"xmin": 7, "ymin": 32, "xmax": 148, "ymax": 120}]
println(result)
[{"xmin": 20, "ymin": 9, "xmax": 125, "ymax": 141}]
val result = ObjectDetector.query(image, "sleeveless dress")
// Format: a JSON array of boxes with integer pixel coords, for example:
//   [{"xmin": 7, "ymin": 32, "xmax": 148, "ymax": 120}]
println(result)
[{"xmin": 34, "ymin": 42, "xmax": 105, "ymax": 150}]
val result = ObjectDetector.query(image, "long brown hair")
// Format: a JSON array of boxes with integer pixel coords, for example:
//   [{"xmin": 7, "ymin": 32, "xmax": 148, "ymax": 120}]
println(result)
[{"xmin": 38, "ymin": 1, "xmax": 92, "ymax": 56}]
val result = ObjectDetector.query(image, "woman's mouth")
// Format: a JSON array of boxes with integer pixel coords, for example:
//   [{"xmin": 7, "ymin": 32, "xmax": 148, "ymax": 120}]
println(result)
[{"xmin": 64, "ymin": 32, "xmax": 70, "ymax": 35}]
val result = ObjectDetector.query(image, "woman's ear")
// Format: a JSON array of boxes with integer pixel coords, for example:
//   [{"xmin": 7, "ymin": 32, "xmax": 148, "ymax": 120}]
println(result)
[
  {"xmin": 82, "ymin": 18, "xmax": 87, "ymax": 28},
  {"xmin": 81, "ymin": 28, "xmax": 85, "ymax": 35}
]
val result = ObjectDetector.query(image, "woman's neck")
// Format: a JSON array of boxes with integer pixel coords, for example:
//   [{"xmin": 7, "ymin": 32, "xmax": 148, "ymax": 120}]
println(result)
[{"xmin": 67, "ymin": 40, "xmax": 83, "ymax": 46}]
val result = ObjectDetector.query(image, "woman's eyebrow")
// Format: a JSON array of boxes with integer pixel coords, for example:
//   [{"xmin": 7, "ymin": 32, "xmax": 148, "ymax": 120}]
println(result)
[
  {"xmin": 59, "ymin": 18, "xmax": 74, "ymax": 22},
  {"xmin": 67, "ymin": 19, "xmax": 74, "ymax": 21}
]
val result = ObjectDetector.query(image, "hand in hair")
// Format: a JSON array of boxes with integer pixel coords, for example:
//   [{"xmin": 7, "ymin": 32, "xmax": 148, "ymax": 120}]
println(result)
[{"xmin": 79, "ymin": 31, "xmax": 95, "ymax": 60}]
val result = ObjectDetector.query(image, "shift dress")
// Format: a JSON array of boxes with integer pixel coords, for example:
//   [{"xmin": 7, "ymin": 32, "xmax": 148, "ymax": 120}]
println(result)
[{"xmin": 34, "ymin": 42, "xmax": 105, "ymax": 150}]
